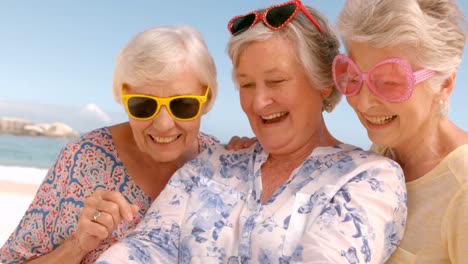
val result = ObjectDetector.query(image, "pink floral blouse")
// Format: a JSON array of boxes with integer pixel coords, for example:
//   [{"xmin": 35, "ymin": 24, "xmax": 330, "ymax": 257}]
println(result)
[{"xmin": 0, "ymin": 127, "xmax": 219, "ymax": 263}]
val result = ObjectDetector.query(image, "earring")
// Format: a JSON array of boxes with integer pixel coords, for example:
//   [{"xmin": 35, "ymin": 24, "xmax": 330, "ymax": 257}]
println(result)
[
  {"xmin": 439, "ymin": 99, "xmax": 444, "ymax": 105},
  {"xmin": 324, "ymin": 102, "xmax": 333, "ymax": 113}
]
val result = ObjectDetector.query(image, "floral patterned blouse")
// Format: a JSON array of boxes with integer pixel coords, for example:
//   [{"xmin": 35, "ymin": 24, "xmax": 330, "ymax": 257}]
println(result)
[
  {"xmin": 0, "ymin": 127, "xmax": 219, "ymax": 264},
  {"xmin": 96, "ymin": 143, "xmax": 407, "ymax": 264}
]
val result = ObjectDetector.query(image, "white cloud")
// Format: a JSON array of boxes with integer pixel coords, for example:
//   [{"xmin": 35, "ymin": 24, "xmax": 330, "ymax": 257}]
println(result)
[{"xmin": 81, "ymin": 103, "xmax": 112, "ymax": 123}]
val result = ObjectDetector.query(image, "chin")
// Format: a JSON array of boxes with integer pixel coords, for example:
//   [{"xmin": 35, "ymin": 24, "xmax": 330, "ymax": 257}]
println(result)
[
  {"xmin": 368, "ymin": 133, "xmax": 391, "ymax": 148},
  {"xmin": 259, "ymin": 138, "xmax": 290, "ymax": 154},
  {"xmin": 151, "ymin": 152, "xmax": 181, "ymax": 163}
]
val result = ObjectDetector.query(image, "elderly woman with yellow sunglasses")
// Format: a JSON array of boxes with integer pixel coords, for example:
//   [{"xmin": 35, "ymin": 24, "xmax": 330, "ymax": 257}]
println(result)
[
  {"xmin": 0, "ymin": 25, "xmax": 256, "ymax": 264},
  {"xmin": 97, "ymin": 1, "xmax": 407, "ymax": 263}
]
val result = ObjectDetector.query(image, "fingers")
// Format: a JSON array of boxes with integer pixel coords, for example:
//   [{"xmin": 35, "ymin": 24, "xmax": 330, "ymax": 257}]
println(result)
[
  {"xmin": 81, "ymin": 190, "xmax": 138, "ymax": 233},
  {"xmin": 94, "ymin": 200, "xmax": 122, "ymax": 231},
  {"xmin": 226, "ymin": 136, "xmax": 240, "ymax": 150},
  {"xmin": 74, "ymin": 190, "xmax": 140, "ymax": 252},
  {"xmin": 243, "ymin": 137, "xmax": 257, "ymax": 148},
  {"xmin": 131, "ymin": 204, "xmax": 139, "ymax": 215},
  {"xmin": 78, "ymin": 212, "xmax": 110, "ymax": 240},
  {"xmin": 226, "ymin": 136, "xmax": 257, "ymax": 150},
  {"xmin": 98, "ymin": 190, "xmax": 136, "ymax": 221}
]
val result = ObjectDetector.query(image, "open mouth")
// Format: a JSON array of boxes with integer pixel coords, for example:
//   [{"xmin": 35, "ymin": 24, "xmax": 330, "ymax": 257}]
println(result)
[
  {"xmin": 261, "ymin": 111, "xmax": 289, "ymax": 124},
  {"xmin": 364, "ymin": 115, "xmax": 397, "ymax": 125},
  {"xmin": 149, "ymin": 134, "xmax": 181, "ymax": 144}
]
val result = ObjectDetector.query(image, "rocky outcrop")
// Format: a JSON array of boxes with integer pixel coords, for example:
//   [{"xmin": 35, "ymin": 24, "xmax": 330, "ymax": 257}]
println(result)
[{"xmin": 0, "ymin": 118, "xmax": 79, "ymax": 138}]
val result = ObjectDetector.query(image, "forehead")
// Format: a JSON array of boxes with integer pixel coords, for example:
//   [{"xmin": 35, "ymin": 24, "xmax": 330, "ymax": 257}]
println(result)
[
  {"xmin": 128, "ymin": 67, "xmax": 204, "ymax": 96},
  {"xmin": 347, "ymin": 42, "xmax": 415, "ymax": 70},
  {"xmin": 236, "ymin": 37, "xmax": 300, "ymax": 76}
]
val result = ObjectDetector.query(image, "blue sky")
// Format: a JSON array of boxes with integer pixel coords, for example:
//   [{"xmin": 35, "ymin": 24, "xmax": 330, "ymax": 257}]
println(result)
[{"xmin": 0, "ymin": 0, "xmax": 467, "ymax": 148}]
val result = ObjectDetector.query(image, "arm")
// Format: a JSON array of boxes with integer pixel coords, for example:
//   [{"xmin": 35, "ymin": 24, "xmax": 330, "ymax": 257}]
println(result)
[
  {"xmin": 22, "ymin": 236, "xmax": 87, "ymax": 264},
  {"xmin": 299, "ymin": 159, "xmax": 407, "ymax": 263},
  {"xmin": 0, "ymin": 142, "xmax": 86, "ymax": 263},
  {"xmin": 22, "ymin": 191, "xmax": 138, "ymax": 264},
  {"xmin": 0, "ymin": 136, "xmax": 138, "ymax": 264},
  {"xmin": 96, "ymin": 164, "xmax": 195, "ymax": 263}
]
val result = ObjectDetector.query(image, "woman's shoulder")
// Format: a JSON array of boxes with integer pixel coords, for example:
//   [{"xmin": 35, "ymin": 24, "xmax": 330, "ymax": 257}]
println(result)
[
  {"xmin": 330, "ymin": 143, "xmax": 395, "ymax": 162},
  {"xmin": 198, "ymin": 131, "xmax": 221, "ymax": 150},
  {"xmin": 65, "ymin": 126, "xmax": 115, "ymax": 151},
  {"xmin": 180, "ymin": 141, "xmax": 259, "ymax": 180},
  {"xmin": 443, "ymin": 144, "xmax": 468, "ymax": 184},
  {"xmin": 55, "ymin": 126, "xmax": 118, "ymax": 167},
  {"xmin": 323, "ymin": 143, "xmax": 403, "ymax": 176}
]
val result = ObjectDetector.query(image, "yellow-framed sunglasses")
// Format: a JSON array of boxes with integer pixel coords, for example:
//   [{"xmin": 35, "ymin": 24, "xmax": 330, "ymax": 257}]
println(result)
[{"xmin": 121, "ymin": 86, "xmax": 210, "ymax": 121}]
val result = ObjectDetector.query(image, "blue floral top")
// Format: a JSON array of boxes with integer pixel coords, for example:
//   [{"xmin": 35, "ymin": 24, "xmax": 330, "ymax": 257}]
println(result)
[{"xmin": 96, "ymin": 143, "xmax": 407, "ymax": 264}]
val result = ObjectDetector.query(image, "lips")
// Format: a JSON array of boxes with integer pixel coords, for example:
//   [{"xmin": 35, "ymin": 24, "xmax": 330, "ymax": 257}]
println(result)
[
  {"xmin": 261, "ymin": 111, "xmax": 289, "ymax": 124},
  {"xmin": 149, "ymin": 134, "xmax": 181, "ymax": 144},
  {"xmin": 364, "ymin": 114, "xmax": 397, "ymax": 125}
]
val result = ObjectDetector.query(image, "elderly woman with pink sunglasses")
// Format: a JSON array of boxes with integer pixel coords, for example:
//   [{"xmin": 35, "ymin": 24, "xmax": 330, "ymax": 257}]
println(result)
[
  {"xmin": 96, "ymin": 1, "xmax": 407, "ymax": 263},
  {"xmin": 334, "ymin": 0, "xmax": 468, "ymax": 263}
]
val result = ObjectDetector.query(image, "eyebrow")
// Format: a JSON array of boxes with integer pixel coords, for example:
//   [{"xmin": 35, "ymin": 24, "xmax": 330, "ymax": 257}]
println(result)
[{"xmin": 237, "ymin": 68, "xmax": 285, "ymax": 78}]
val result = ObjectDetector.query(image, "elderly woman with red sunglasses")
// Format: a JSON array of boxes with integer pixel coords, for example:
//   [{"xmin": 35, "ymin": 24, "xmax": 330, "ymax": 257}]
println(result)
[
  {"xmin": 96, "ymin": 1, "xmax": 407, "ymax": 263},
  {"xmin": 334, "ymin": 0, "xmax": 468, "ymax": 263},
  {"xmin": 0, "ymin": 26, "xmax": 237, "ymax": 263}
]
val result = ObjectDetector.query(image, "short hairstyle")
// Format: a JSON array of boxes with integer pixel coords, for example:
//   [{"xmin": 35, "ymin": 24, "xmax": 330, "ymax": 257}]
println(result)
[
  {"xmin": 337, "ymin": 0, "xmax": 467, "ymax": 98},
  {"xmin": 112, "ymin": 25, "xmax": 218, "ymax": 113},
  {"xmin": 227, "ymin": 5, "xmax": 342, "ymax": 112}
]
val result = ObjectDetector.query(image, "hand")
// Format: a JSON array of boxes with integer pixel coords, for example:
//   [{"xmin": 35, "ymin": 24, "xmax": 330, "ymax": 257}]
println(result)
[
  {"xmin": 73, "ymin": 189, "xmax": 139, "ymax": 253},
  {"xmin": 226, "ymin": 136, "xmax": 257, "ymax": 150}
]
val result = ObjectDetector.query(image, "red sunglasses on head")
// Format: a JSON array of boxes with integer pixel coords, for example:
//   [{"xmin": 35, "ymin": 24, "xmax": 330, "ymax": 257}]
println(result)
[{"xmin": 228, "ymin": 0, "xmax": 323, "ymax": 36}]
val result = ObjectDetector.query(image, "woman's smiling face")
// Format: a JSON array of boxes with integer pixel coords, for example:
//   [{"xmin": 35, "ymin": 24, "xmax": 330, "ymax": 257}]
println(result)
[
  {"xmin": 345, "ymin": 42, "xmax": 439, "ymax": 149},
  {"xmin": 236, "ymin": 36, "xmax": 326, "ymax": 155}
]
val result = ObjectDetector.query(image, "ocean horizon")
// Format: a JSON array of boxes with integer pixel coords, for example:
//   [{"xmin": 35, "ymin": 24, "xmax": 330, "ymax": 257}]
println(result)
[
  {"xmin": 0, "ymin": 135, "xmax": 64, "ymax": 245},
  {"xmin": 0, "ymin": 134, "xmax": 69, "ymax": 170}
]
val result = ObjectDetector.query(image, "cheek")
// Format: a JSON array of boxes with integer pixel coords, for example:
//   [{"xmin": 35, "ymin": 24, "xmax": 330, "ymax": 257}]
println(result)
[
  {"xmin": 179, "ymin": 119, "xmax": 202, "ymax": 138},
  {"xmin": 239, "ymin": 90, "xmax": 252, "ymax": 113},
  {"xmin": 346, "ymin": 96, "xmax": 358, "ymax": 110},
  {"xmin": 129, "ymin": 119, "xmax": 150, "ymax": 135}
]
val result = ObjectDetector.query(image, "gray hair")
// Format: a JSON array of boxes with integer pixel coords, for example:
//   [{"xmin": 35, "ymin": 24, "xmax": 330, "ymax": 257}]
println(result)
[
  {"xmin": 227, "ymin": 5, "xmax": 342, "ymax": 112},
  {"xmin": 112, "ymin": 25, "xmax": 218, "ymax": 113},
  {"xmin": 337, "ymin": 0, "xmax": 467, "ymax": 114}
]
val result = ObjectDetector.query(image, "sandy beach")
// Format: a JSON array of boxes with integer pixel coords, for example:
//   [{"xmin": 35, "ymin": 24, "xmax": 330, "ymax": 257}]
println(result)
[{"xmin": 0, "ymin": 166, "xmax": 45, "ymax": 246}]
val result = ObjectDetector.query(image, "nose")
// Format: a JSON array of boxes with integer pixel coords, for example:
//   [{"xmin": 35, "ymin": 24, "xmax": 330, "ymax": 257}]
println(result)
[
  {"xmin": 352, "ymin": 80, "xmax": 381, "ymax": 111},
  {"xmin": 252, "ymin": 85, "xmax": 274, "ymax": 113},
  {"xmin": 151, "ymin": 106, "xmax": 175, "ymax": 131}
]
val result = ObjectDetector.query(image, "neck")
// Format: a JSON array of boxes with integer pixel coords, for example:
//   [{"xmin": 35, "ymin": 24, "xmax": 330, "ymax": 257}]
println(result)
[
  {"xmin": 390, "ymin": 118, "xmax": 467, "ymax": 182},
  {"xmin": 143, "ymin": 136, "xmax": 199, "ymax": 173},
  {"xmin": 267, "ymin": 120, "xmax": 340, "ymax": 169}
]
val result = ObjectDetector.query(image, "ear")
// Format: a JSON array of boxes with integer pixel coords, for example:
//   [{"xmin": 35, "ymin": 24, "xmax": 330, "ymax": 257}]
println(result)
[
  {"xmin": 320, "ymin": 86, "xmax": 333, "ymax": 99},
  {"xmin": 438, "ymin": 71, "xmax": 456, "ymax": 100},
  {"xmin": 121, "ymin": 83, "xmax": 130, "ymax": 93}
]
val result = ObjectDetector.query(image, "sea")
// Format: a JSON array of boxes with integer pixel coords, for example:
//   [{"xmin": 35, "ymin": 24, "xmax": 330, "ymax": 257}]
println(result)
[
  {"xmin": 0, "ymin": 135, "xmax": 72, "ymax": 245},
  {"xmin": 0, "ymin": 134, "xmax": 73, "ymax": 187},
  {"xmin": 0, "ymin": 135, "xmax": 69, "ymax": 169}
]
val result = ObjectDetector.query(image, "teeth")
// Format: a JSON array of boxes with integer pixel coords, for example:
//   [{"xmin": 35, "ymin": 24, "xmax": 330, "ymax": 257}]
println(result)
[
  {"xmin": 262, "ymin": 112, "xmax": 287, "ymax": 120},
  {"xmin": 365, "ymin": 115, "xmax": 397, "ymax": 125},
  {"xmin": 153, "ymin": 136, "xmax": 178, "ymax": 143}
]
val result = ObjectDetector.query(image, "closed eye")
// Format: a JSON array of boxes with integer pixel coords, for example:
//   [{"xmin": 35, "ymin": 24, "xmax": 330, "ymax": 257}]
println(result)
[
  {"xmin": 266, "ymin": 79, "xmax": 287, "ymax": 86},
  {"xmin": 239, "ymin": 82, "xmax": 255, "ymax": 89}
]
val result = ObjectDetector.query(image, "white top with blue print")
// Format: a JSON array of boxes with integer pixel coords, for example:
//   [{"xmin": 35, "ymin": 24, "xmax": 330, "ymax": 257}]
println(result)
[{"xmin": 96, "ymin": 143, "xmax": 407, "ymax": 264}]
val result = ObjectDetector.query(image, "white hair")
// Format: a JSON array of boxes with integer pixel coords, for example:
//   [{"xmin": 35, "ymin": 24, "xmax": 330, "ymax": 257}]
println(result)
[
  {"xmin": 112, "ymin": 25, "xmax": 218, "ymax": 113},
  {"xmin": 227, "ymin": 5, "xmax": 342, "ymax": 112},
  {"xmin": 337, "ymin": 0, "xmax": 467, "ymax": 113}
]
